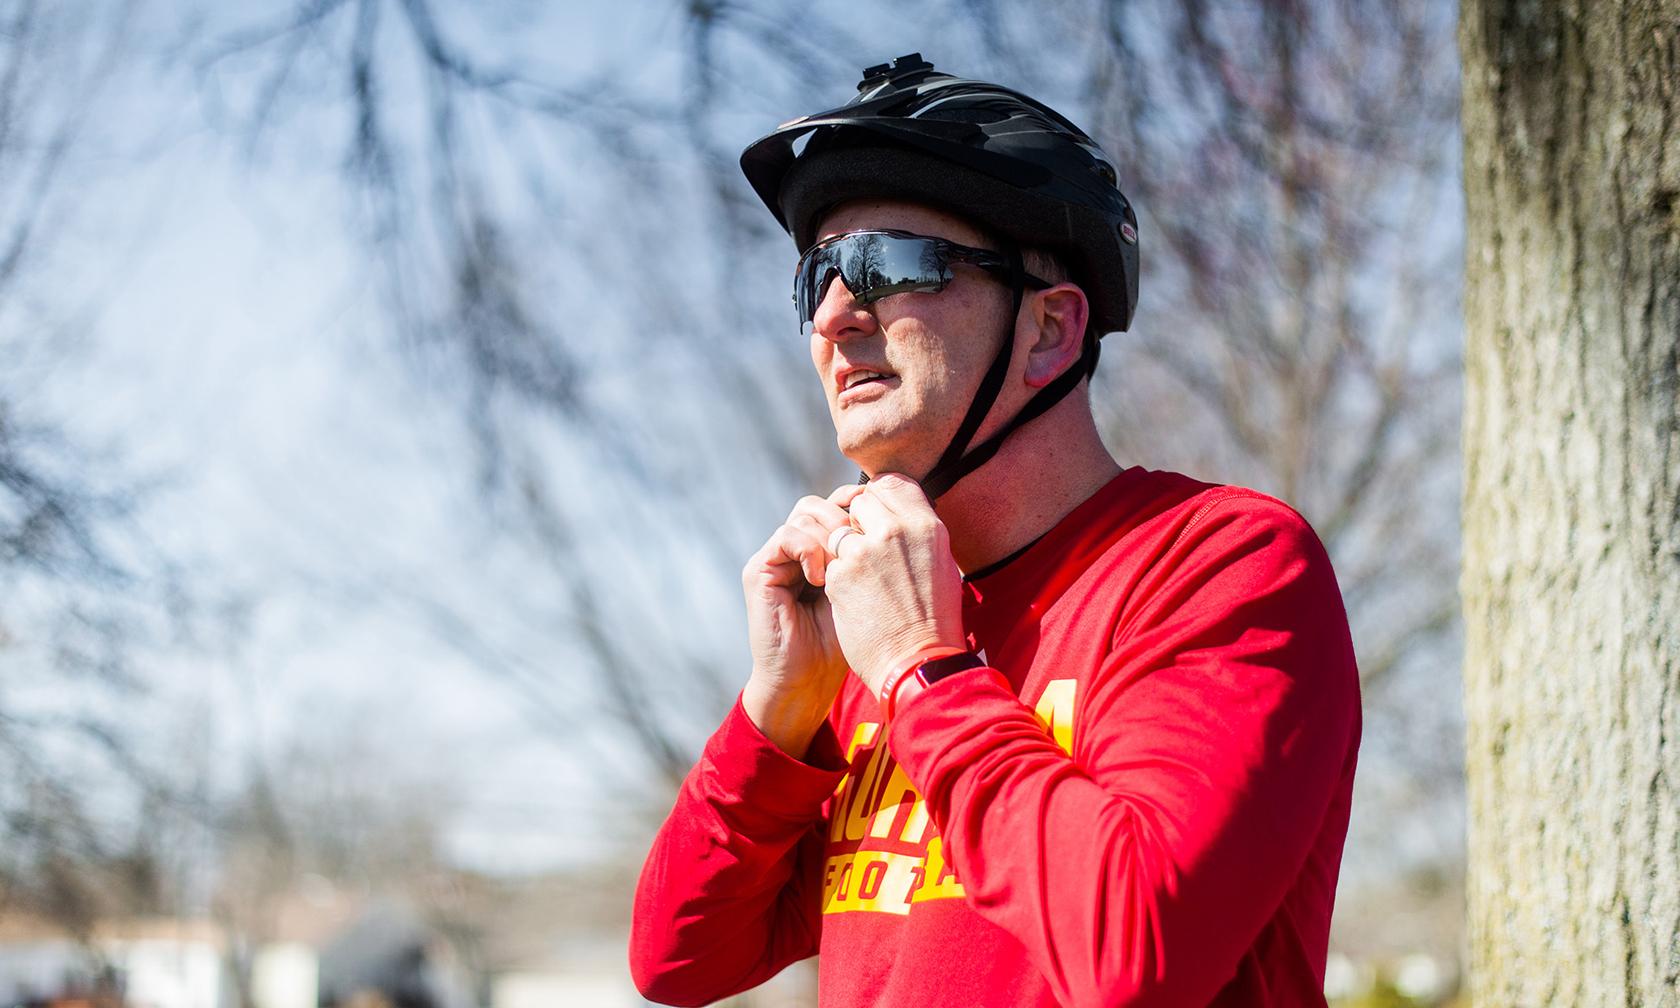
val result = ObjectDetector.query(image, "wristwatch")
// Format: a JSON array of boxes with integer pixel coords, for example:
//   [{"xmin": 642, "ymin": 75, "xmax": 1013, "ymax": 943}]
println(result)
[{"xmin": 880, "ymin": 647, "xmax": 989, "ymax": 722}]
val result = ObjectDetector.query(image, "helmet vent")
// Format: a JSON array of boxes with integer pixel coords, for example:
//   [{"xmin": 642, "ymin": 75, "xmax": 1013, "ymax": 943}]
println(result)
[{"xmin": 921, "ymin": 99, "xmax": 1007, "ymax": 125}]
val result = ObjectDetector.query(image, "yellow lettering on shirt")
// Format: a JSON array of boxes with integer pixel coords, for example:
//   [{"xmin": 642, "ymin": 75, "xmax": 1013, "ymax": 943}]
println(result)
[
  {"xmin": 1034, "ymin": 678, "xmax": 1077, "ymax": 755},
  {"xmin": 822, "ymin": 848, "xmax": 964, "ymax": 915},
  {"xmin": 868, "ymin": 763, "xmax": 918, "ymax": 839},
  {"xmin": 820, "ymin": 679, "xmax": 1078, "ymax": 916},
  {"xmin": 839, "ymin": 735, "xmax": 891, "ymax": 842},
  {"xmin": 829, "ymin": 722, "xmax": 882, "ymax": 843}
]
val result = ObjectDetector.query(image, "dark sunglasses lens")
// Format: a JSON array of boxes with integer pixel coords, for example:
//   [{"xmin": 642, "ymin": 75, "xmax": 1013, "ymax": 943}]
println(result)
[
  {"xmin": 796, "ymin": 233, "xmax": 952, "ymax": 333},
  {"xmin": 795, "ymin": 258, "xmax": 836, "ymax": 333},
  {"xmin": 850, "ymin": 233, "xmax": 951, "ymax": 305}
]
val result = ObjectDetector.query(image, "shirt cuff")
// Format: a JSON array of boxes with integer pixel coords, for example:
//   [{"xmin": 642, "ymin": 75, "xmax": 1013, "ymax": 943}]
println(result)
[{"xmin": 696, "ymin": 694, "xmax": 850, "ymax": 824}]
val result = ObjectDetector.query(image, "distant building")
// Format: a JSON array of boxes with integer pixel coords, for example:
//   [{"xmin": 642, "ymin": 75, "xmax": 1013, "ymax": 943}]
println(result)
[
  {"xmin": 0, "ymin": 918, "xmax": 226, "ymax": 1008},
  {"xmin": 0, "ymin": 901, "xmax": 472, "ymax": 1008}
]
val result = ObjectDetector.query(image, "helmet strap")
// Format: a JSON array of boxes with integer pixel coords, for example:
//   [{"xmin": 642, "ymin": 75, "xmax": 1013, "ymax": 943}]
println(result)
[
  {"xmin": 913, "ymin": 249, "xmax": 1024, "ymax": 498},
  {"xmin": 921, "ymin": 342, "xmax": 1089, "ymax": 500},
  {"xmin": 919, "ymin": 247, "xmax": 1091, "ymax": 501}
]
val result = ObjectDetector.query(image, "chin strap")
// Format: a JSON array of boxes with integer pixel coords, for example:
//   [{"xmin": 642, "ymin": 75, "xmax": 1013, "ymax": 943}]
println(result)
[
  {"xmin": 881, "ymin": 245, "xmax": 1092, "ymax": 501},
  {"xmin": 918, "ymin": 338, "xmax": 1090, "ymax": 500}
]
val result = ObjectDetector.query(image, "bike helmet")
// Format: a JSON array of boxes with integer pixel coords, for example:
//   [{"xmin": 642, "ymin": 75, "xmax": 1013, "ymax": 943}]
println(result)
[{"xmin": 740, "ymin": 54, "xmax": 1140, "ymax": 499}]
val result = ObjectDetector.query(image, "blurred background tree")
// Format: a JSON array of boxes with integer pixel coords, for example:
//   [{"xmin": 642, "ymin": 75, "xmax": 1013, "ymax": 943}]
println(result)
[{"xmin": 0, "ymin": 0, "xmax": 194, "ymax": 935}]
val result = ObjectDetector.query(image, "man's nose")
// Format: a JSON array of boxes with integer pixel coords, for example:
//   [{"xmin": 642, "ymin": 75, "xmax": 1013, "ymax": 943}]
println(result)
[{"xmin": 810, "ymin": 274, "xmax": 877, "ymax": 342}]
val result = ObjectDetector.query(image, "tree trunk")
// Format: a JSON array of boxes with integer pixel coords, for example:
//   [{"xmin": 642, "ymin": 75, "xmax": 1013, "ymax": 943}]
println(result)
[{"xmin": 1460, "ymin": 1, "xmax": 1680, "ymax": 1004}]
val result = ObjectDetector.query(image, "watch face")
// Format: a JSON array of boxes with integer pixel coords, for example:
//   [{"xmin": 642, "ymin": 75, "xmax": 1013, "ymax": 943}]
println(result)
[{"xmin": 919, "ymin": 652, "xmax": 986, "ymax": 685}]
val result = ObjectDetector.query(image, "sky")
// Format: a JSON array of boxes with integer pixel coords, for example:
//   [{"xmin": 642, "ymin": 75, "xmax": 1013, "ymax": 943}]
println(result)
[{"xmin": 24, "ymin": 3, "xmax": 686, "ymax": 873}]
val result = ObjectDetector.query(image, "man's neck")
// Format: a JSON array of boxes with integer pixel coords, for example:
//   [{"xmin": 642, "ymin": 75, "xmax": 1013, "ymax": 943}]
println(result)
[{"xmin": 927, "ymin": 399, "xmax": 1122, "ymax": 575}]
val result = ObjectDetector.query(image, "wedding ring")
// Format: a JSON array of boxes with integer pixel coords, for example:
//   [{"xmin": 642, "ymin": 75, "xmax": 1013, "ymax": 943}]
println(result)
[{"xmin": 827, "ymin": 525, "xmax": 857, "ymax": 557}]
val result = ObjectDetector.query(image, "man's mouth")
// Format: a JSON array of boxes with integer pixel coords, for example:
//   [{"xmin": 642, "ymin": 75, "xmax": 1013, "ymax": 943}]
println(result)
[{"xmin": 843, "ymin": 369, "xmax": 893, "ymax": 391}]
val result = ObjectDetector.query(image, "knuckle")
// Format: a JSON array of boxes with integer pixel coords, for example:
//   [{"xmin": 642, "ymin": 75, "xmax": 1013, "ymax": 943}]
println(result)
[{"xmin": 742, "ymin": 553, "xmax": 767, "ymax": 586}]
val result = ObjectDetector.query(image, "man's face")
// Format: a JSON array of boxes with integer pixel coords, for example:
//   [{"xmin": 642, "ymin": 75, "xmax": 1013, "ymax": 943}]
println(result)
[{"xmin": 808, "ymin": 200, "xmax": 1016, "ymax": 480}]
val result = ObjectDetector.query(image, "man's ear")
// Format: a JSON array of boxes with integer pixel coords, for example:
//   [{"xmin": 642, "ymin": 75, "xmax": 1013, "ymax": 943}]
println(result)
[{"xmin": 1021, "ymin": 284, "xmax": 1090, "ymax": 388}]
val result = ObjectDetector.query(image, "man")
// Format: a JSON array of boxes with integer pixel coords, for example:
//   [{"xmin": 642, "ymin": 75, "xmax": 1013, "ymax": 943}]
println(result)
[{"xmin": 631, "ymin": 54, "xmax": 1361, "ymax": 1007}]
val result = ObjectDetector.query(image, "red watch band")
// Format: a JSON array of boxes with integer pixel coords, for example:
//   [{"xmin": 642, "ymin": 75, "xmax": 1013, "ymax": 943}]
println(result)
[
  {"xmin": 879, "ymin": 645, "xmax": 966, "ymax": 710},
  {"xmin": 879, "ymin": 647, "xmax": 990, "ymax": 722}
]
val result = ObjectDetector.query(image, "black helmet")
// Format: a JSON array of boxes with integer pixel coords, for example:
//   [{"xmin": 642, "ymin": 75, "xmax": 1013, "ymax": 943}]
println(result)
[
  {"xmin": 741, "ymin": 53, "xmax": 1139, "ymax": 335},
  {"xmin": 739, "ymin": 55, "xmax": 1139, "ymax": 502}
]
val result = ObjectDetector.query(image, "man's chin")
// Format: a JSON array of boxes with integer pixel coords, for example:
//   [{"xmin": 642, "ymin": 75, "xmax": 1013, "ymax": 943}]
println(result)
[
  {"xmin": 836, "ymin": 439, "xmax": 930, "ymax": 486},
  {"xmin": 836, "ymin": 441, "xmax": 888, "ymax": 482}
]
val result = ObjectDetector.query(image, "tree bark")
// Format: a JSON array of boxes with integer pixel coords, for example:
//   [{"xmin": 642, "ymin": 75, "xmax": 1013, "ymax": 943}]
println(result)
[{"xmin": 1460, "ymin": 0, "xmax": 1680, "ymax": 1004}]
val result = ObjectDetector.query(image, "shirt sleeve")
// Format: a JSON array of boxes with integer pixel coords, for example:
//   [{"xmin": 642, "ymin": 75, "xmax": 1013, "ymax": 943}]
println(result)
[
  {"xmin": 888, "ymin": 494, "xmax": 1362, "ymax": 1008},
  {"xmin": 629, "ymin": 694, "xmax": 849, "ymax": 1006}
]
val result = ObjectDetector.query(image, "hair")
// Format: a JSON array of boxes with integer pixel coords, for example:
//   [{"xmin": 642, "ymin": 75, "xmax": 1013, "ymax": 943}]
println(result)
[{"xmin": 1022, "ymin": 245, "xmax": 1071, "ymax": 287}]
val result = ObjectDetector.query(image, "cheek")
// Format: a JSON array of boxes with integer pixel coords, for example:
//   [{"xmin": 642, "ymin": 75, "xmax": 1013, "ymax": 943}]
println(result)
[
  {"xmin": 916, "ymin": 321, "xmax": 976, "ymax": 387},
  {"xmin": 810, "ymin": 335, "xmax": 830, "ymax": 381},
  {"xmin": 949, "ymin": 301, "xmax": 1012, "ymax": 380}
]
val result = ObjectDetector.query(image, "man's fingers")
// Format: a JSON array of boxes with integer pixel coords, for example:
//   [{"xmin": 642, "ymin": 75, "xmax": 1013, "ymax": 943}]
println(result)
[
  {"xmin": 843, "ymin": 489, "xmax": 890, "ymax": 537},
  {"xmin": 828, "ymin": 483, "xmax": 868, "ymax": 509},
  {"xmin": 752, "ymin": 525, "xmax": 832, "ymax": 589},
  {"xmin": 790, "ymin": 494, "xmax": 854, "ymax": 535},
  {"xmin": 787, "ymin": 514, "xmax": 837, "ymax": 583},
  {"xmin": 750, "ymin": 487, "xmax": 875, "ymax": 594},
  {"xmin": 855, "ymin": 472, "xmax": 932, "ymax": 517}
]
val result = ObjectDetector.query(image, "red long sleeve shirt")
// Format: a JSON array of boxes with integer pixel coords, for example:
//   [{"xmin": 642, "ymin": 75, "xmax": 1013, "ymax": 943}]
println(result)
[{"xmin": 631, "ymin": 468, "xmax": 1362, "ymax": 1006}]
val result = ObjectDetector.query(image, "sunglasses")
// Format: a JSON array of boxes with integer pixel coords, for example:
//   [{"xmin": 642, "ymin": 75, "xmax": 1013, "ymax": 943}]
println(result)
[{"xmin": 794, "ymin": 229, "xmax": 1048, "ymax": 335}]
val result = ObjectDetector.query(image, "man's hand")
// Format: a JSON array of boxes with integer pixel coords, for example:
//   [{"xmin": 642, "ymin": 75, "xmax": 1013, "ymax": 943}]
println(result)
[
  {"xmin": 823, "ymin": 473, "xmax": 967, "ymax": 697},
  {"xmin": 741, "ymin": 483, "xmax": 868, "ymax": 758}
]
